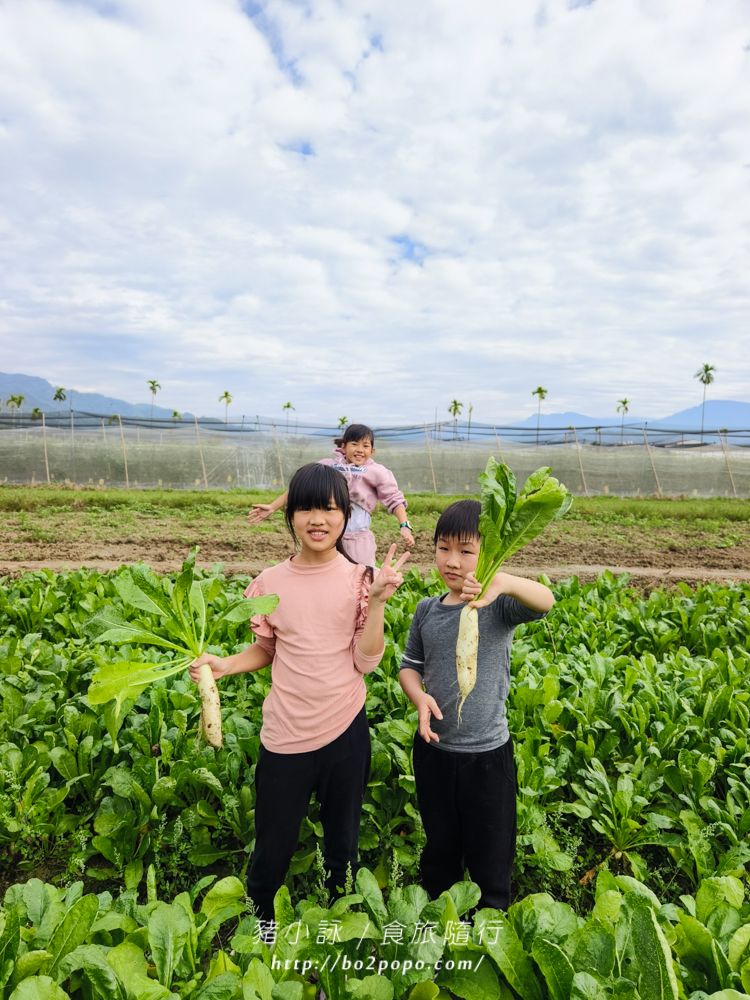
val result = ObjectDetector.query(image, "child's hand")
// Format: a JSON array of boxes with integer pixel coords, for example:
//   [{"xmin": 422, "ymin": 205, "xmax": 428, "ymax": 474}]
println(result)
[
  {"xmin": 190, "ymin": 653, "xmax": 230, "ymax": 684},
  {"xmin": 400, "ymin": 526, "xmax": 415, "ymax": 548},
  {"xmin": 247, "ymin": 504, "xmax": 274, "ymax": 523},
  {"xmin": 461, "ymin": 571, "xmax": 510, "ymax": 608},
  {"xmin": 370, "ymin": 544, "xmax": 410, "ymax": 604},
  {"xmin": 416, "ymin": 692, "xmax": 443, "ymax": 743}
]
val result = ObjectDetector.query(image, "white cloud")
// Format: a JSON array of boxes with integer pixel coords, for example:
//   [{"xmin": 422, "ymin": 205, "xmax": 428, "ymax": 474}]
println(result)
[{"xmin": 0, "ymin": 0, "xmax": 748, "ymax": 424}]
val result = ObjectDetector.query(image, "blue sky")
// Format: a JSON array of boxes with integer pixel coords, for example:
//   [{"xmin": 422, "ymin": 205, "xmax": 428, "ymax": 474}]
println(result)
[{"xmin": 0, "ymin": 0, "xmax": 748, "ymax": 424}]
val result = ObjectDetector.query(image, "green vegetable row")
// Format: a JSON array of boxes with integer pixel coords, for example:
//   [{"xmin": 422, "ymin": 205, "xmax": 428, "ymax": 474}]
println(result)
[
  {"xmin": 0, "ymin": 563, "xmax": 749, "ymax": 996},
  {"xmin": 1, "ymin": 862, "xmax": 749, "ymax": 999}
]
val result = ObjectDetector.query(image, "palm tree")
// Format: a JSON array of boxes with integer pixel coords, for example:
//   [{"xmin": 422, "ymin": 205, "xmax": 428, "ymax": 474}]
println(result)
[
  {"xmin": 448, "ymin": 400, "xmax": 463, "ymax": 439},
  {"xmin": 218, "ymin": 391, "xmax": 232, "ymax": 426},
  {"xmin": 694, "ymin": 364, "xmax": 716, "ymax": 443},
  {"xmin": 617, "ymin": 398, "xmax": 629, "ymax": 444},
  {"xmin": 30, "ymin": 407, "xmax": 42, "ymax": 422},
  {"xmin": 172, "ymin": 410, "xmax": 182, "ymax": 424},
  {"xmin": 7, "ymin": 395, "xmax": 25, "ymax": 428},
  {"xmin": 147, "ymin": 380, "xmax": 161, "ymax": 425},
  {"xmin": 54, "ymin": 387, "xmax": 66, "ymax": 423},
  {"xmin": 337, "ymin": 416, "xmax": 348, "ymax": 431},
  {"xmin": 531, "ymin": 387, "xmax": 547, "ymax": 445},
  {"xmin": 283, "ymin": 401, "xmax": 295, "ymax": 435}
]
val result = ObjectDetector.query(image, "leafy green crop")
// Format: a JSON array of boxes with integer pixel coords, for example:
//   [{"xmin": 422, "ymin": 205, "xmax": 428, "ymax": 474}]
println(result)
[
  {"xmin": 0, "ymin": 865, "xmax": 749, "ymax": 999},
  {"xmin": 0, "ymin": 558, "xmax": 749, "ymax": 990},
  {"xmin": 81, "ymin": 547, "xmax": 277, "ymax": 748},
  {"xmin": 475, "ymin": 459, "xmax": 572, "ymax": 597}
]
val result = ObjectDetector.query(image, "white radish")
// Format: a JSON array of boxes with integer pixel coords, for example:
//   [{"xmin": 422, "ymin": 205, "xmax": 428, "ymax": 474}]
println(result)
[
  {"xmin": 197, "ymin": 662, "xmax": 223, "ymax": 748},
  {"xmin": 451, "ymin": 459, "xmax": 572, "ymax": 725},
  {"xmin": 456, "ymin": 604, "xmax": 479, "ymax": 723}
]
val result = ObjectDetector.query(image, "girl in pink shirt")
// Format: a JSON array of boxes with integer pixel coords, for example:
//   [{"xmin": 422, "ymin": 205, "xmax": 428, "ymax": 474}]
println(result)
[
  {"xmin": 247, "ymin": 423, "xmax": 415, "ymax": 567},
  {"xmin": 191, "ymin": 462, "xmax": 409, "ymax": 919}
]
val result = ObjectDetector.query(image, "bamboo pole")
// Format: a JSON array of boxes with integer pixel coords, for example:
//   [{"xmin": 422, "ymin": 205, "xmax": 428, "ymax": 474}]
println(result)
[
  {"xmin": 194, "ymin": 416, "xmax": 208, "ymax": 489},
  {"xmin": 41, "ymin": 412, "xmax": 50, "ymax": 484},
  {"xmin": 271, "ymin": 420, "xmax": 285, "ymax": 488},
  {"xmin": 641, "ymin": 428, "xmax": 661, "ymax": 496},
  {"xmin": 101, "ymin": 417, "xmax": 106, "ymax": 442},
  {"xmin": 493, "ymin": 426, "xmax": 504, "ymax": 465},
  {"xmin": 719, "ymin": 432, "xmax": 737, "ymax": 498},
  {"xmin": 423, "ymin": 423, "xmax": 437, "ymax": 494},
  {"xmin": 117, "ymin": 415, "xmax": 130, "ymax": 489},
  {"xmin": 572, "ymin": 427, "xmax": 589, "ymax": 497}
]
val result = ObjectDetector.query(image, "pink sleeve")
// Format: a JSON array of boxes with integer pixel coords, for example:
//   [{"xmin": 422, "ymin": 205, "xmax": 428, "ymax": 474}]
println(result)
[
  {"xmin": 317, "ymin": 458, "xmax": 335, "ymax": 467},
  {"xmin": 373, "ymin": 465, "xmax": 407, "ymax": 515},
  {"xmin": 243, "ymin": 574, "xmax": 276, "ymax": 659},
  {"xmin": 351, "ymin": 568, "xmax": 384, "ymax": 674}
]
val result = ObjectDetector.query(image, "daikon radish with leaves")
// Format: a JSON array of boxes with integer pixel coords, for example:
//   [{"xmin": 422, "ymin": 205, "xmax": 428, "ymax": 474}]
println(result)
[
  {"xmin": 456, "ymin": 604, "xmax": 479, "ymax": 721},
  {"xmin": 455, "ymin": 459, "xmax": 572, "ymax": 720},
  {"xmin": 83, "ymin": 547, "xmax": 278, "ymax": 749}
]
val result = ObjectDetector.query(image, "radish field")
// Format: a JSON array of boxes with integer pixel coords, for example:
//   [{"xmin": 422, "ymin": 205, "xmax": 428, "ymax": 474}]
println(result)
[{"xmin": 0, "ymin": 562, "xmax": 749, "ymax": 998}]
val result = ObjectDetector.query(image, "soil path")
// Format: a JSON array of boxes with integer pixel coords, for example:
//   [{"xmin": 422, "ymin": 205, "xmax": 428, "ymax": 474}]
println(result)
[
  {"xmin": 2, "ymin": 501, "xmax": 748, "ymax": 584},
  {"xmin": 1, "ymin": 559, "xmax": 748, "ymax": 587}
]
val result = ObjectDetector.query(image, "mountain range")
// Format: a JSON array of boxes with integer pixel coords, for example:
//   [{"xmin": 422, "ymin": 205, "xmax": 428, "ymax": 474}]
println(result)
[
  {"xmin": 509, "ymin": 400, "xmax": 750, "ymax": 431},
  {"xmin": 0, "ymin": 372, "xmax": 747, "ymax": 429},
  {"xmin": 0, "ymin": 372, "xmax": 190, "ymax": 420}
]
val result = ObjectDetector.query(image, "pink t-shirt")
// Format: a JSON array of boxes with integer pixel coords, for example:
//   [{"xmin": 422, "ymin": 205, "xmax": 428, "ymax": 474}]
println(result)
[{"xmin": 243, "ymin": 554, "xmax": 383, "ymax": 754}]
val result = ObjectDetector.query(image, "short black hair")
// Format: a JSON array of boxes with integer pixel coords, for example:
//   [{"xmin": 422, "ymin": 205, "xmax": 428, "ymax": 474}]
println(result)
[
  {"xmin": 334, "ymin": 423, "xmax": 375, "ymax": 448},
  {"xmin": 285, "ymin": 463, "xmax": 354, "ymax": 563},
  {"xmin": 433, "ymin": 500, "xmax": 481, "ymax": 545}
]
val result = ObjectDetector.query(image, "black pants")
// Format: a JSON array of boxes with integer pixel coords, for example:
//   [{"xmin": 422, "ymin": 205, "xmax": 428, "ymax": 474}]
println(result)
[
  {"xmin": 413, "ymin": 734, "xmax": 517, "ymax": 911},
  {"xmin": 247, "ymin": 706, "xmax": 371, "ymax": 920}
]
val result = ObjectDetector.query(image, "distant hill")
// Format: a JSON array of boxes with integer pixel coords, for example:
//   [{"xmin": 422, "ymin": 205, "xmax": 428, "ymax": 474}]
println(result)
[
  {"xmin": 1, "ymin": 373, "xmax": 747, "ymax": 430},
  {"xmin": 645, "ymin": 400, "xmax": 750, "ymax": 430},
  {"xmin": 509, "ymin": 400, "xmax": 749, "ymax": 430},
  {"xmin": 0, "ymin": 372, "xmax": 189, "ymax": 420},
  {"xmin": 509, "ymin": 410, "xmax": 646, "ymax": 429}
]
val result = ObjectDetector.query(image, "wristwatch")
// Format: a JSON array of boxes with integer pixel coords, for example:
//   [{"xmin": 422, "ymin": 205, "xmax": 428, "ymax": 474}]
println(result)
[{"xmin": 399, "ymin": 520, "xmax": 413, "ymax": 531}]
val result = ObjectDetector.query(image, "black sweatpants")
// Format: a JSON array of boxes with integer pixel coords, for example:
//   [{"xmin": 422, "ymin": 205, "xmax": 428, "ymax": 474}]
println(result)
[
  {"xmin": 247, "ymin": 705, "xmax": 371, "ymax": 920},
  {"xmin": 412, "ymin": 734, "xmax": 517, "ymax": 911}
]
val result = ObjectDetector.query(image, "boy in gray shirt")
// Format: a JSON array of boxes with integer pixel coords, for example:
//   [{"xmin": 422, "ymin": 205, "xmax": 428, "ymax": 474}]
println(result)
[{"xmin": 399, "ymin": 499, "xmax": 554, "ymax": 910}]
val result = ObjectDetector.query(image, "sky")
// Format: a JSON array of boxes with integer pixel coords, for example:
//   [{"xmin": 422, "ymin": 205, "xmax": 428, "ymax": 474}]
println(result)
[{"xmin": 0, "ymin": 0, "xmax": 748, "ymax": 425}]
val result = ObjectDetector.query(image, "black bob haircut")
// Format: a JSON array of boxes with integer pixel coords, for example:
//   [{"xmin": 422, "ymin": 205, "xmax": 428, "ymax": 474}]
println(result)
[
  {"xmin": 334, "ymin": 423, "xmax": 375, "ymax": 448},
  {"xmin": 285, "ymin": 463, "xmax": 355, "ymax": 563},
  {"xmin": 433, "ymin": 499, "xmax": 481, "ymax": 546}
]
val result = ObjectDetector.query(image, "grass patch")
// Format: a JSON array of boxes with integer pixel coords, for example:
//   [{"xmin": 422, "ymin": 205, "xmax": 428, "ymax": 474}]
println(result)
[{"xmin": 0, "ymin": 485, "xmax": 748, "ymax": 520}]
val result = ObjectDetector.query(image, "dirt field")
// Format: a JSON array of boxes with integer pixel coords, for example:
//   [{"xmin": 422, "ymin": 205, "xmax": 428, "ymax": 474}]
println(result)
[{"xmin": 0, "ymin": 487, "xmax": 749, "ymax": 585}]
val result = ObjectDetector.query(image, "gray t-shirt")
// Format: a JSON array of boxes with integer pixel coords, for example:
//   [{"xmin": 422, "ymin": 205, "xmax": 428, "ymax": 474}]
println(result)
[{"xmin": 400, "ymin": 593, "xmax": 546, "ymax": 753}]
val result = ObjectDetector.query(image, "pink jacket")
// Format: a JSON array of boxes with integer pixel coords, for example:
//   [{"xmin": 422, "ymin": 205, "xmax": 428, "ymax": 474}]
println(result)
[{"xmin": 318, "ymin": 449, "xmax": 407, "ymax": 515}]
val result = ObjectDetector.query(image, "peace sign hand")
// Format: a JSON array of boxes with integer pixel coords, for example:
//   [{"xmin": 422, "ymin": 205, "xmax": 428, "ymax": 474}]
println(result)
[{"xmin": 369, "ymin": 544, "xmax": 410, "ymax": 604}]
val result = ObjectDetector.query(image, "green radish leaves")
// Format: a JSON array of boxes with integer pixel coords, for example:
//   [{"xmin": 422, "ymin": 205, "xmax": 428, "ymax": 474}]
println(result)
[
  {"xmin": 88, "ymin": 660, "xmax": 192, "ymax": 707},
  {"xmin": 220, "ymin": 594, "xmax": 278, "ymax": 623},
  {"xmin": 115, "ymin": 566, "xmax": 180, "ymax": 623},
  {"xmin": 83, "ymin": 607, "xmax": 186, "ymax": 653},
  {"xmin": 82, "ymin": 546, "xmax": 278, "ymax": 747},
  {"xmin": 475, "ymin": 458, "xmax": 572, "ymax": 595}
]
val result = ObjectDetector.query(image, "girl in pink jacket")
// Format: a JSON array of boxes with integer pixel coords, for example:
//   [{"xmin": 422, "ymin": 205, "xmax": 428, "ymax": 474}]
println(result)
[{"xmin": 247, "ymin": 423, "xmax": 415, "ymax": 567}]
